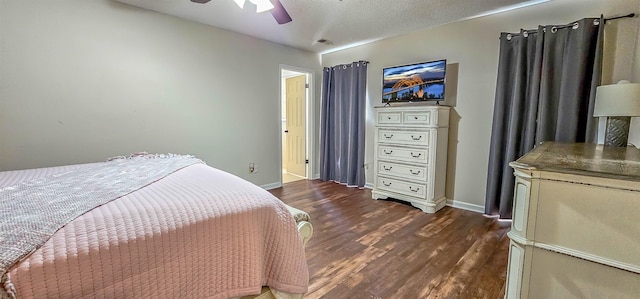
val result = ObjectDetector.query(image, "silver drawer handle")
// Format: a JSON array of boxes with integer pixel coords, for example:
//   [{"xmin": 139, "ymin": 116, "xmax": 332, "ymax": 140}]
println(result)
[
  {"xmin": 410, "ymin": 152, "xmax": 422, "ymax": 158},
  {"xmin": 382, "ymin": 181, "xmax": 392, "ymax": 187},
  {"xmin": 409, "ymin": 186, "xmax": 420, "ymax": 192},
  {"xmin": 383, "ymin": 150, "xmax": 393, "ymax": 155},
  {"xmin": 383, "ymin": 166, "xmax": 392, "ymax": 171},
  {"xmin": 411, "ymin": 135, "xmax": 422, "ymax": 141},
  {"xmin": 409, "ymin": 170, "xmax": 421, "ymax": 175},
  {"xmin": 384, "ymin": 134, "xmax": 393, "ymax": 139}
]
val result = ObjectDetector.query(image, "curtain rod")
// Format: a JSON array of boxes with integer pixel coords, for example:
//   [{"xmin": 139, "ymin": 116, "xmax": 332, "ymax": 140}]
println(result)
[
  {"xmin": 502, "ymin": 13, "xmax": 636, "ymax": 39},
  {"xmin": 604, "ymin": 13, "xmax": 635, "ymax": 24},
  {"xmin": 326, "ymin": 60, "xmax": 370, "ymax": 69}
]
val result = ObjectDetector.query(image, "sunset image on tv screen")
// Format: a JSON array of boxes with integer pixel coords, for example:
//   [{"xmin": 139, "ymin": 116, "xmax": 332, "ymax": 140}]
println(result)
[{"xmin": 383, "ymin": 60, "xmax": 446, "ymax": 103}]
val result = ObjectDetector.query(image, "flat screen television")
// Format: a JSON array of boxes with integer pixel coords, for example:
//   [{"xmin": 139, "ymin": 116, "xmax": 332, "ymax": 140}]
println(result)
[{"xmin": 382, "ymin": 59, "xmax": 446, "ymax": 104}]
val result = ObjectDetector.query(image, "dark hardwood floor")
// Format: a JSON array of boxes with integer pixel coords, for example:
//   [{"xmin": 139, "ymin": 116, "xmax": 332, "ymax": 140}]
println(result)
[{"xmin": 269, "ymin": 180, "xmax": 511, "ymax": 299}]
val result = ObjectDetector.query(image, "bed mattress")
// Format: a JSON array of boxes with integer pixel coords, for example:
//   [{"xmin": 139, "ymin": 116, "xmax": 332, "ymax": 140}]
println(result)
[{"xmin": 0, "ymin": 161, "xmax": 309, "ymax": 298}]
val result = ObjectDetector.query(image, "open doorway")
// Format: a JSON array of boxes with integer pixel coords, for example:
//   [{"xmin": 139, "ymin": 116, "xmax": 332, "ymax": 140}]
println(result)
[{"xmin": 280, "ymin": 66, "xmax": 313, "ymax": 184}]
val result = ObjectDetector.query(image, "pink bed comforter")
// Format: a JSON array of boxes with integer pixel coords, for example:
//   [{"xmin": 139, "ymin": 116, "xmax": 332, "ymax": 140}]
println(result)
[{"xmin": 1, "ymin": 163, "xmax": 308, "ymax": 298}]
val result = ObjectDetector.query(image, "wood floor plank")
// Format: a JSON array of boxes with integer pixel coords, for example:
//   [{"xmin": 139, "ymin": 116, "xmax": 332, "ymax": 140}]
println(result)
[{"xmin": 269, "ymin": 180, "xmax": 510, "ymax": 299}]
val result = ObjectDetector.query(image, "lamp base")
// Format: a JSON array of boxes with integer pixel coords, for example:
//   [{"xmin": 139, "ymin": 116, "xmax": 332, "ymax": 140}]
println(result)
[{"xmin": 604, "ymin": 116, "xmax": 631, "ymax": 147}]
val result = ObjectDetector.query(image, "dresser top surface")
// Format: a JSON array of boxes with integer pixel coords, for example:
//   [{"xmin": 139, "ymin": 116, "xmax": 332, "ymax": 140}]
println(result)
[
  {"xmin": 374, "ymin": 104, "xmax": 450, "ymax": 110},
  {"xmin": 511, "ymin": 142, "xmax": 640, "ymax": 181}
]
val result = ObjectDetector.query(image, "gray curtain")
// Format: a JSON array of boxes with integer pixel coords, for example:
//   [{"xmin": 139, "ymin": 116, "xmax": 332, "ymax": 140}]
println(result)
[
  {"xmin": 485, "ymin": 17, "xmax": 604, "ymax": 218},
  {"xmin": 320, "ymin": 61, "xmax": 368, "ymax": 187}
]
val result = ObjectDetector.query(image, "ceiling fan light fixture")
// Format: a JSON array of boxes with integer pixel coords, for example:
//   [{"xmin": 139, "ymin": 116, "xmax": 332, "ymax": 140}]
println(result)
[
  {"xmin": 249, "ymin": 0, "xmax": 274, "ymax": 13},
  {"xmin": 232, "ymin": 0, "xmax": 245, "ymax": 9}
]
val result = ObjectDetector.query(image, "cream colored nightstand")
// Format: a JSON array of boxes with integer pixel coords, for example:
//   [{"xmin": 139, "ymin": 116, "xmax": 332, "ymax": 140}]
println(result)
[{"xmin": 505, "ymin": 142, "xmax": 640, "ymax": 298}]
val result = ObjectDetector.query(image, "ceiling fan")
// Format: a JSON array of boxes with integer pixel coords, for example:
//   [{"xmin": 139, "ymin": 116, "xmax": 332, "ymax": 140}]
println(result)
[{"xmin": 190, "ymin": 0, "xmax": 292, "ymax": 25}]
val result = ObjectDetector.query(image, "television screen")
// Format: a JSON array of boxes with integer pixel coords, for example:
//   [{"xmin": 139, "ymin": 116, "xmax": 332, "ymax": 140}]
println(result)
[{"xmin": 382, "ymin": 59, "xmax": 446, "ymax": 103}]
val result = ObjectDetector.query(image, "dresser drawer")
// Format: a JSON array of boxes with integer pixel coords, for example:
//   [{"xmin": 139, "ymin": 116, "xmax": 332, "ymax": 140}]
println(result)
[
  {"xmin": 378, "ymin": 129, "xmax": 430, "ymax": 146},
  {"xmin": 377, "ymin": 176, "xmax": 427, "ymax": 198},
  {"xmin": 377, "ymin": 112, "xmax": 402, "ymax": 125},
  {"xmin": 404, "ymin": 110, "xmax": 433, "ymax": 125},
  {"xmin": 378, "ymin": 146, "xmax": 428, "ymax": 164},
  {"xmin": 377, "ymin": 161, "xmax": 428, "ymax": 183},
  {"xmin": 535, "ymin": 179, "xmax": 640, "ymax": 269}
]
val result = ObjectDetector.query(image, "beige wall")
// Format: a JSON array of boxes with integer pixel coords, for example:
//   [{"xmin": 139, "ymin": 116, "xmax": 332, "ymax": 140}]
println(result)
[
  {"xmin": 626, "ymin": 1, "xmax": 640, "ymax": 146},
  {"xmin": 0, "ymin": 0, "xmax": 322, "ymax": 186},
  {"xmin": 321, "ymin": 0, "xmax": 640, "ymax": 210},
  {"xmin": 1, "ymin": 0, "xmax": 638, "ymax": 203}
]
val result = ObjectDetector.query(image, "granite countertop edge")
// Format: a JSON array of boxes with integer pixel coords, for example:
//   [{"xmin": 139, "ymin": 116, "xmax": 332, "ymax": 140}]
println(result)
[{"xmin": 510, "ymin": 142, "xmax": 640, "ymax": 182}]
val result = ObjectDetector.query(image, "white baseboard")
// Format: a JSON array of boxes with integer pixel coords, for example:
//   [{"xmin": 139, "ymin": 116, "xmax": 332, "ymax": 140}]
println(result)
[
  {"xmin": 261, "ymin": 182, "xmax": 282, "ymax": 190},
  {"xmin": 446, "ymin": 199, "xmax": 484, "ymax": 214},
  {"xmin": 266, "ymin": 180, "xmax": 485, "ymax": 214}
]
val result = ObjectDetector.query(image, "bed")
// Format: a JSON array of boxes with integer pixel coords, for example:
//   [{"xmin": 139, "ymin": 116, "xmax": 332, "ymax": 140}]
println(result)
[{"xmin": 0, "ymin": 154, "xmax": 312, "ymax": 298}]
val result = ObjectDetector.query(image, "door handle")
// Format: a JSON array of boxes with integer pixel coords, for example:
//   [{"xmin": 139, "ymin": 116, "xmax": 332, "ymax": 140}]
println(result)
[{"xmin": 284, "ymin": 130, "xmax": 289, "ymax": 133}]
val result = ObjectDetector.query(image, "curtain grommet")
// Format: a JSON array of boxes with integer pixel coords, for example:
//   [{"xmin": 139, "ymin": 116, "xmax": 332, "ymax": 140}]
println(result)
[
  {"xmin": 506, "ymin": 33, "xmax": 512, "ymax": 41},
  {"xmin": 572, "ymin": 22, "xmax": 579, "ymax": 29},
  {"xmin": 523, "ymin": 31, "xmax": 529, "ymax": 38},
  {"xmin": 551, "ymin": 26, "xmax": 558, "ymax": 33}
]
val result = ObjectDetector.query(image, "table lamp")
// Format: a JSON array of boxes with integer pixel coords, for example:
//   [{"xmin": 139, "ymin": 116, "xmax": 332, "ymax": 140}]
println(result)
[{"xmin": 593, "ymin": 80, "xmax": 640, "ymax": 146}]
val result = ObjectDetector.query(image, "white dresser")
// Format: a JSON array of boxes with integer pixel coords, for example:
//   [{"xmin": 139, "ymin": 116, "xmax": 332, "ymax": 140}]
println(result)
[
  {"xmin": 371, "ymin": 105, "xmax": 449, "ymax": 213},
  {"xmin": 506, "ymin": 142, "xmax": 640, "ymax": 298}
]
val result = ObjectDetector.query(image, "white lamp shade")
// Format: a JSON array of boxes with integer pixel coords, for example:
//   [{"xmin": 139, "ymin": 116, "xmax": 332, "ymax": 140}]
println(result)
[{"xmin": 593, "ymin": 82, "xmax": 640, "ymax": 117}]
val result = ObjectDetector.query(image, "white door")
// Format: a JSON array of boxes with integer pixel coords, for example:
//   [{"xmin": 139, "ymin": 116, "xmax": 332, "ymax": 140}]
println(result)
[{"xmin": 285, "ymin": 75, "xmax": 306, "ymax": 177}]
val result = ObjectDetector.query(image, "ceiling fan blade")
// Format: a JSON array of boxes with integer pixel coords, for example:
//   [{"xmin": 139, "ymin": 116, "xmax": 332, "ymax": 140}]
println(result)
[
  {"xmin": 270, "ymin": 0, "xmax": 292, "ymax": 24},
  {"xmin": 190, "ymin": 0, "xmax": 211, "ymax": 3}
]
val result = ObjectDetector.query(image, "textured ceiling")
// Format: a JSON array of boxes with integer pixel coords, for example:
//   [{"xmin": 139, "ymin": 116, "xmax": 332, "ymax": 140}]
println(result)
[{"xmin": 115, "ymin": 0, "xmax": 540, "ymax": 53}]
